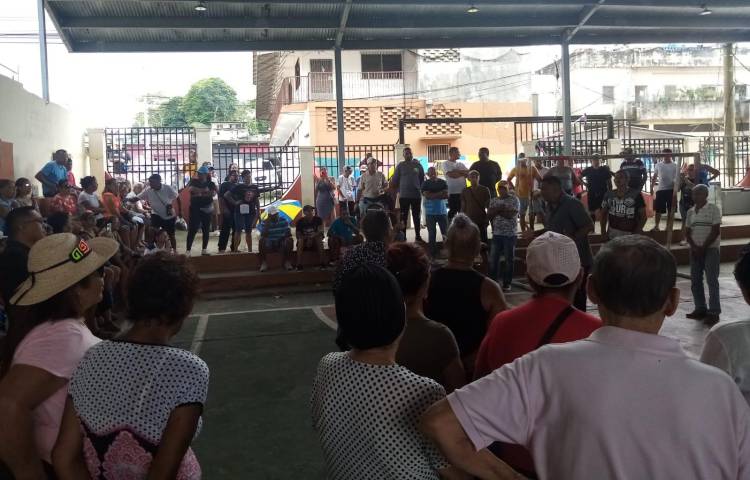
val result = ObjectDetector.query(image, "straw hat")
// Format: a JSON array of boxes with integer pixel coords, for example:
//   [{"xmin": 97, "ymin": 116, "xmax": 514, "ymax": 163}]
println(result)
[{"xmin": 11, "ymin": 233, "xmax": 119, "ymax": 306}]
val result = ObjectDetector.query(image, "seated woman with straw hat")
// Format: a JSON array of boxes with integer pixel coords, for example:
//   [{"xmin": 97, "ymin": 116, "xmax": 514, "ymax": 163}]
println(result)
[{"xmin": 0, "ymin": 233, "xmax": 118, "ymax": 478}]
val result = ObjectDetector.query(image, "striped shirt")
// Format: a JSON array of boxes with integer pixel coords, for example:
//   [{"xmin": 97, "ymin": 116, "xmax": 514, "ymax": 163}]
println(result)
[
  {"xmin": 261, "ymin": 217, "xmax": 291, "ymax": 240},
  {"xmin": 686, "ymin": 202, "xmax": 721, "ymax": 249}
]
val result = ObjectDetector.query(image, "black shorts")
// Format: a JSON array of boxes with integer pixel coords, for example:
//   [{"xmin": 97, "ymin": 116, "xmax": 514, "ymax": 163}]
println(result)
[
  {"xmin": 151, "ymin": 214, "xmax": 176, "ymax": 235},
  {"xmin": 654, "ymin": 190, "xmax": 674, "ymax": 214},
  {"xmin": 587, "ymin": 193, "xmax": 605, "ymax": 213}
]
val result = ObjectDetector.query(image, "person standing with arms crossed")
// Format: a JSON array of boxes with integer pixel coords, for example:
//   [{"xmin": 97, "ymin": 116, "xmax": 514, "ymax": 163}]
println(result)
[
  {"xmin": 650, "ymin": 148, "xmax": 679, "ymax": 232},
  {"xmin": 507, "ymin": 156, "xmax": 541, "ymax": 232},
  {"xmin": 442, "ymin": 147, "xmax": 468, "ymax": 223},
  {"xmin": 470, "ymin": 147, "xmax": 502, "ymax": 199},
  {"xmin": 391, "ymin": 147, "xmax": 425, "ymax": 242}
]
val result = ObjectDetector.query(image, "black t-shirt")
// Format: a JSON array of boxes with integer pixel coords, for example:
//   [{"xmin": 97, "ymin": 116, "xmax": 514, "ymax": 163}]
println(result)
[
  {"xmin": 219, "ymin": 181, "xmax": 236, "ymax": 210},
  {"xmin": 603, "ymin": 189, "xmax": 645, "ymax": 232},
  {"xmin": 620, "ymin": 160, "xmax": 647, "ymax": 190},
  {"xmin": 469, "ymin": 160, "xmax": 502, "ymax": 198},
  {"xmin": 421, "ymin": 177, "xmax": 448, "ymax": 194},
  {"xmin": 230, "ymin": 184, "xmax": 260, "ymax": 215},
  {"xmin": 188, "ymin": 179, "xmax": 216, "ymax": 208},
  {"xmin": 296, "ymin": 216, "xmax": 323, "ymax": 238},
  {"xmin": 581, "ymin": 166, "xmax": 612, "ymax": 196}
]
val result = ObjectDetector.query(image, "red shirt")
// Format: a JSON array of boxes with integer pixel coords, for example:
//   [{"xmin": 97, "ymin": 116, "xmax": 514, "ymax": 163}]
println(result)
[
  {"xmin": 474, "ymin": 294, "xmax": 602, "ymax": 475},
  {"xmin": 49, "ymin": 194, "xmax": 78, "ymax": 215}
]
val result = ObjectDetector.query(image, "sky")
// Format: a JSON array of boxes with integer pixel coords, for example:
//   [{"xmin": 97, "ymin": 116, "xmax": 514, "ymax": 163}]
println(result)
[{"xmin": 0, "ymin": 2, "xmax": 255, "ymax": 127}]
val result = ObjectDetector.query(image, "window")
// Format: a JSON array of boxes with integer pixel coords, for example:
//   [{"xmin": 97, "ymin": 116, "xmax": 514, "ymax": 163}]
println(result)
[
  {"xmin": 635, "ymin": 85, "xmax": 648, "ymax": 102},
  {"xmin": 602, "ymin": 86, "xmax": 614, "ymax": 104},
  {"xmin": 664, "ymin": 85, "xmax": 677, "ymax": 100},
  {"xmin": 428, "ymin": 144, "xmax": 450, "ymax": 163},
  {"xmin": 738, "ymin": 84, "xmax": 748, "ymax": 99},
  {"xmin": 361, "ymin": 53, "xmax": 403, "ymax": 79}
]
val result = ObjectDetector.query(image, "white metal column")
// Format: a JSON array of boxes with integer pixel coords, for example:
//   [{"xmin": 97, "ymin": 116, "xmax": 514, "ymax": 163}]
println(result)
[
  {"xmin": 561, "ymin": 37, "xmax": 572, "ymax": 156},
  {"xmin": 37, "ymin": 0, "xmax": 50, "ymax": 103},
  {"xmin": 334, "ymin": 46, "xmax": 345, "ymax": 174}
]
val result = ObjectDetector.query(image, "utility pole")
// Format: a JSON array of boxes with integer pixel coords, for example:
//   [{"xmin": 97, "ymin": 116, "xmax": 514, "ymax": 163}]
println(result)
[{"xmin": 723, "ymin": 43, "xmax": 736, "ymax": 184}]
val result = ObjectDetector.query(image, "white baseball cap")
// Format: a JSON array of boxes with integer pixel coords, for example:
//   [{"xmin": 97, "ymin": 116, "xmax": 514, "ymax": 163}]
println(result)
[
  {"xmin": 526, "ymin": 232, "xmax": 581, "ymax": 287},
  {"xmin": 266, "ymin": 205, "xmax": 279, "ymax": 215}
]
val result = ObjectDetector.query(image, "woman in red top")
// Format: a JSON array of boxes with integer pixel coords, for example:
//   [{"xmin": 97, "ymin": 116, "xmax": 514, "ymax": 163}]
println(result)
[{"xmin": 49, "ymin": 180, "xmax": 78, "ymax": 215}]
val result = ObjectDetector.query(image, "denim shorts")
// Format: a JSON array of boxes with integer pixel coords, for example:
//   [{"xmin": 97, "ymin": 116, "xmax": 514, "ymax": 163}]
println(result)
[{"xmin": 233, "ymin": 210, "xmax": 257, "ymax": 232}]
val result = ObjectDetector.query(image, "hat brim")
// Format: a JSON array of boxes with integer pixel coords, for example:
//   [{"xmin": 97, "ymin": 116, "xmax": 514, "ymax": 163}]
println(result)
[{"xmin": 11, "ymin": 237, "xmax": 119, "ymax": 306}]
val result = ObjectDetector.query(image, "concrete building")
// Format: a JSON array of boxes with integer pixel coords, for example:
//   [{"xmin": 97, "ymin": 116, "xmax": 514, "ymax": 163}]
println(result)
[
  {"xmin": 255, "ymin": 49, "xmax": 545, "ymax": 169},
  {"xmin": 536, "ymin": 45, "xmax": 750, "ymax": 133}
]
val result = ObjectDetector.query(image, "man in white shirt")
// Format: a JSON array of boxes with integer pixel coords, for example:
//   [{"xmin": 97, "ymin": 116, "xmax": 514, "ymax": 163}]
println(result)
[
  {"xmin": 685, "ymin": 183, "xmax": 722, "ymax": 325},
  {"xmin": 701, "ymin": 247, "xmax": 750, "ymax": 406},
  {"xmin": 442, "ymin": 146, "xmax": 468, "ymax": 223},
  {"xmin": 138, "ymin": 173, "xmax": 179, "ymax": 251},
  {"xmin": 421, "ymin": 235, "xmax": 750, "ymax": 480},
  {"xmin": 336, "ymin": 166, "xmax": 356, "ymax": 217},
  {"xmin": 650, "ymin": 148, "xmax": 679, "ymax": 231},
  {"xmin": 356, "ymin": 158, "xmax": 388, "ymax": 216}
]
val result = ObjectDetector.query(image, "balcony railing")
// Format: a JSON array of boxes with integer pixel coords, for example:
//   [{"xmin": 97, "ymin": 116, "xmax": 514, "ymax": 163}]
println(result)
[{"xmin": 271, "ymin": 71, "xmax": 417, "ymax": 131}]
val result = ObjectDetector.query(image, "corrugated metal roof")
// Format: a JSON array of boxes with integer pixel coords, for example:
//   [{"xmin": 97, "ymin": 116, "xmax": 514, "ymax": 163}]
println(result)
[{"xmin": 45, "ymin": 1, "xmax": 750, "ymax": 53}]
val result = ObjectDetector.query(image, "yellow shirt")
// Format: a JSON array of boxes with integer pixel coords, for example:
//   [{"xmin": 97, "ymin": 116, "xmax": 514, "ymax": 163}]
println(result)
[{"xmin": 507, "ymin": 165, "xmax": 538, "ymax": 198}]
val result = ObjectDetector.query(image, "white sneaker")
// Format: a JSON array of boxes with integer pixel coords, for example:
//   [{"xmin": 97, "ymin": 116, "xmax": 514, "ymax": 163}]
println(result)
[
  {"xmin": 186, "ymin": 250, "xmax": 192, "ymax": 257},
  {"xmin": 201, "ymin": 249, "xmax": 210, "ymax": 256},
  {"xmin": 284, "ymin": 261, "xmax": 294, "ymax": 271},
  {"xmin": 679, "ymin": 239, "xmax": 687, "ymax": 246},
  {"xmin": 259, "ymin": 261, "xmax": 268, "ymax": 272}
]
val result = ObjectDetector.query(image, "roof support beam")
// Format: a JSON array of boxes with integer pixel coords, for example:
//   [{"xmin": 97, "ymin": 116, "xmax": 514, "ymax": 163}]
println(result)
[
  {"xmin": 335, "ymin": 0, "xmax": 352, "ymax": 47},
  {"xmin": 566, "ymin": 0, "xmax": 606, "ymax": 42},
  {"xmin": 38, "ymin": 0, "xmax": 50, "ymax": 103},
  {"xmin": 46, "ymin": 0, "xmax": 750, "ymax": 6}
]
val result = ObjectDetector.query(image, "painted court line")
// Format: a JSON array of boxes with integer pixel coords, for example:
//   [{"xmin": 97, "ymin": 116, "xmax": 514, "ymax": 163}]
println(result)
[
  {"xmin": 190, "ymin": 314, "xmax": 210, "ymax": 355},
  {"xmin": 312, "ymin": 306, "xmax": 337, "ymax": 330},
  {"xmin": 198, "ymin": 304, "xmax": 334, "ymax": 318}
]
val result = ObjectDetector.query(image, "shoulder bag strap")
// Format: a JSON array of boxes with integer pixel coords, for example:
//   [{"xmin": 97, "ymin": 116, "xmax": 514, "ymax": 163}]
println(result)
[{"xmin": 537, "ymin": 304, "xmax": 575, "ymax": 349}]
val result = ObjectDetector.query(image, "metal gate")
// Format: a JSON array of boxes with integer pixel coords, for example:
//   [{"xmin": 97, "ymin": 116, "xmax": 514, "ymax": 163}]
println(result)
[
  {"xmin": 212, "ymin": 143, "xmax": 300, "ymax": 207},
  {"xmin": 105, "ymin": 127, "xmax": 196, "ymax": 189},
  {"xmin": 700, "ymin": 135, "xmax": 750, "ymax": 187}
]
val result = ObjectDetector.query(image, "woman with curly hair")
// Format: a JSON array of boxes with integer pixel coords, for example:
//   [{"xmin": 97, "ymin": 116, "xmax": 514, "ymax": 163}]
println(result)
[{"xmin": 53, "ymin": 253, "xmax": 209, "ymax": 479}]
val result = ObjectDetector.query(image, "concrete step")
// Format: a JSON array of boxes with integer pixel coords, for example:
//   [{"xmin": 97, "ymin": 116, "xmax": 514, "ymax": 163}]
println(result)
[{"xmin": 192, "ymin": 224, "xmax": 750, "ymax": 293}]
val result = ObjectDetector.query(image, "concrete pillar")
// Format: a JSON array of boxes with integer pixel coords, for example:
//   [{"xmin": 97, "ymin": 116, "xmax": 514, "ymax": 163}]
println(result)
[
  {"xmin": 395, "ymin": 144, "xmax": 408, "ymax": 164},
  {"xmin": 300, "ymin": 146, "xmax": 315, "ymax": 206},
  {"xmin": 683, "ymin": 137, "xmax": 701, "ymax": 159},
  {"xmin": 195, "ymin": 126, "xmax": 212, "ymax": 166},
  {"xmin": 561, "ymin": 38, "xmax": 572, "ymax": 156},
  {"xmin": 522, "ymin": 141, "xmax": 537, "ymax": 157},
  {"xmin": 606, "ymin": 138, "xmax": 623, "ymax": 172},
  {"xmin": 87, "ymin": 128, "xmax": 106, "ymax": 194}
]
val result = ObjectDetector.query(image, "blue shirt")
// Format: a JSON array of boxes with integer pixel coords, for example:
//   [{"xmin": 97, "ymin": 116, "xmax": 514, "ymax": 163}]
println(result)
[
  {"xmin": 40, "ymin": 161, "xmax": 68, "ymax": 196},
  {"xmin": 328, "ymin": 218, "xmax": 357, "ymax": 240},
  {"xmin": 421, "ymin": 178, "xmax": 448, "ymax": 216},
  {"xmin": 260, "ymin": 217, "xmax": 290, "ymax": 240}
]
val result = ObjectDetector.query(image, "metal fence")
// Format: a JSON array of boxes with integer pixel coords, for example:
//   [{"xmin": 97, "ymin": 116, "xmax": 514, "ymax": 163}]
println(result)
[
  {"xmin": 105, "ymin": 127, "xmax": 196, "ymax": 189},
  {"xmin": 699, "ymin": 135, "xmax": 750, "ymax": 187},
  {"xmin": 212, "ymin": 143, "xmax": 300, "ymax": 207},
  {"xmin": 314, "ymin": 144, "xmax": 397, "ymax": 178}
]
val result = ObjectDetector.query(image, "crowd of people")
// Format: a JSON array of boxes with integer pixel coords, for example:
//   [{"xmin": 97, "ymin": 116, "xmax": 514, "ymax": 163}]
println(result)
[
  {"xmin": 0, "ymin": 144, "xmax": 739, "ymax": 479},
  {"xmin": 316, "ymin": 206, "xmax": 750, "ymax": 479}
]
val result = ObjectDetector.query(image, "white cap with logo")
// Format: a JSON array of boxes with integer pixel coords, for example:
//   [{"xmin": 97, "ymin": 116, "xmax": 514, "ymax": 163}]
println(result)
[{"xmin": 526, "ymin": 231, "xmax": 581, "ymax": 287}]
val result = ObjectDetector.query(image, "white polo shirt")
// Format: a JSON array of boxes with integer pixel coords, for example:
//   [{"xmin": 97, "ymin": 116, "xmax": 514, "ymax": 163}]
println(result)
[
  {"xmin": 686, "ymin": 202, "xmax": 722, "ymax": 248},
  {"xmin": 702, "ymin": 320, "xmax": 750, "ymax": 406},
  {"xmin": 448, "ymin": 326, "xmax": 750, "ymax": 480}
]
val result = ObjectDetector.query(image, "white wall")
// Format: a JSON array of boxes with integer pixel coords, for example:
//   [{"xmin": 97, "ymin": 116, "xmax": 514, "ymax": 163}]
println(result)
[{"xmin": 0, "ymin": 74, "xmax": 85, "ymax": 190}]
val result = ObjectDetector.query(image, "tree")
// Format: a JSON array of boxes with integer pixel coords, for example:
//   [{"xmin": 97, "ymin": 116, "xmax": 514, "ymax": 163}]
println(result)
[
  {"xmin": 156, "ymin": 97, "xmax": 189, "ymax": 127},
  {"xmin": 182, "ymin": 78, "xmax": 239, "ymax": 125}
]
